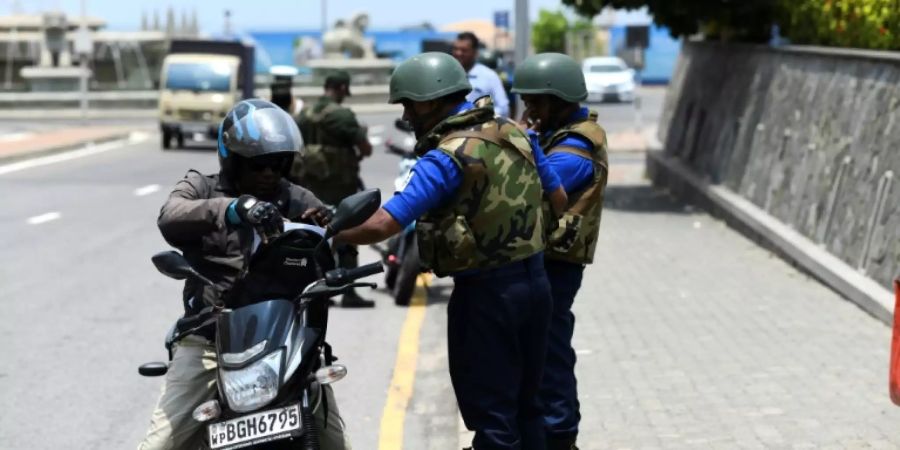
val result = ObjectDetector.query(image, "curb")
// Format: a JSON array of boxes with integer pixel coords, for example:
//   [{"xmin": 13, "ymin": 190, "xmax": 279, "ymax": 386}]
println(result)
[
  {"xmin": 0, "ymin": 104, "xmax": 400, "ymax": 120},
  {"xmin": 0, "ymin": 131, "xmax": 137, "ymax": 165},
  {"xmin": 645, "ymin": 148, "xmax": 894, "ymax": 325},
  {"xmin": 0, "ymin": 109, "xmax": 157, "ymax": 120}
]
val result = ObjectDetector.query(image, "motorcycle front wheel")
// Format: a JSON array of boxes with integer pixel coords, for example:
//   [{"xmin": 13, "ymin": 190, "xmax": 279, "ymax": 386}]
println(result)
[{"xmin": 393, "ymin": 239, "xmax": 420, "ymax": 306}]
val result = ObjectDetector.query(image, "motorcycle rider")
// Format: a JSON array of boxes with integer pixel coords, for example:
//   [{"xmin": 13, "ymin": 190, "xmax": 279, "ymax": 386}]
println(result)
[
  {"xmin": 513, "ymin": 53, "xmax": 610, "ymax": 450},
  {"xmin": 336, "ymin": 52, "xmax": 552, "ymax": 450},
  {"xmin": 138, "ymin": 99, "xmax": 352, "ymax": 450}
]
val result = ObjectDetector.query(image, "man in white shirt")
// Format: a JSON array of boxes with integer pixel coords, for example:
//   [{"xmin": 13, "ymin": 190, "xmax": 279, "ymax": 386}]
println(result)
[{"xmin": 452, "ymin": 32, "xmax": 511, "ymax": 118}]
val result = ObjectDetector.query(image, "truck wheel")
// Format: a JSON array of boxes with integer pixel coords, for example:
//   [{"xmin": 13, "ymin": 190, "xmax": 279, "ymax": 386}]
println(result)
[
  {"xmin": 176, "ymin": 133, "xmax": 185, "ymax": 149},
  {"xmin": 161, "ymin": 130, "xmax": 172, "ymax": 149},
  {"xmin": 393, "ymin": 239, "xmax": 420, "ymax": 306}
]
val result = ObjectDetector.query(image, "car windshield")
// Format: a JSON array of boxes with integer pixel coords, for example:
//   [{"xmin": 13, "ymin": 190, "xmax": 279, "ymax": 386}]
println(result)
[
  {"xmin": 587, "ymin": 64, "xmax": 626, "ymax": 73},
  {"xmin": 165, "ymin": 62, "xmax": 232, "ymax": 92}
]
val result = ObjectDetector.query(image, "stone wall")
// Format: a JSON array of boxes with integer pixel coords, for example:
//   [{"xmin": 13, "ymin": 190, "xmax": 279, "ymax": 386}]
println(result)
[{"xmin": 659, "ymin": 42, "xmax": 900, "ymax": 287}]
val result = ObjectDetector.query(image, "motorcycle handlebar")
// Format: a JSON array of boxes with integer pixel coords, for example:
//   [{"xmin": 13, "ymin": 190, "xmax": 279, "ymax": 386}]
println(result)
[{"xmin": 325, "ymin": 262, "xmax": 384, "ymax": 287}]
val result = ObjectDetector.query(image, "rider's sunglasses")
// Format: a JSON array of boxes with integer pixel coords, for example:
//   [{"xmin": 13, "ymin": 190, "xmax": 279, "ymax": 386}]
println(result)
[{"xmin": 246, "ymin": 155, "xmax": 291, "ymax": 172}]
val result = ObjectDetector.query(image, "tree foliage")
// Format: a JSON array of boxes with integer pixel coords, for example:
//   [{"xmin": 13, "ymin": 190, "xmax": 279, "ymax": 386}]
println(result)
[
  {"xmin": 784, "ymin": 0, "xmax": 900, "ymax": 50},
  {"xmin": 563, "ymin": 0, "xmax": 778, "ymax": 41},
  {"xmin": 532, "ymin": 9, "xmax": 570, "ymax": 53},
  {"xmin": 562, "ymin": 0, "xmax": 900, "ymax": 50}
]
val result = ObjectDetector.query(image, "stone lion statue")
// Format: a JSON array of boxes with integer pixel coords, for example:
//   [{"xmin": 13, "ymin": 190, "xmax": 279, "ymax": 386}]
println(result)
[{"xmin": 321, "ymin": 12, "xmax": 376, "ymax": 59}]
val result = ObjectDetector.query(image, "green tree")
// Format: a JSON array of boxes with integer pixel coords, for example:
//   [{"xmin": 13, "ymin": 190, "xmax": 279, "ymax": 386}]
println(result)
[
  {"xmin": 532, "ymin": 9, "xmax": 570, "ymax": 53},
  {"xmin": 784, "ymin": 0, "xmax": 900, "ymax": 50},
  {"xmin": 561, "ymin": 0, "xmax": 778, "ymax": 42}
]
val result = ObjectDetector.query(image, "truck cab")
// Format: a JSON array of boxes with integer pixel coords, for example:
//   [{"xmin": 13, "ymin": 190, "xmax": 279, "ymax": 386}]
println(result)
[
  {"xmin": 157, "ymin": 40, "xmax": 255, "ymax": 149},
  {"xmin": 158, "ymin": 54, "xmax": 239, "ymax": 148}
]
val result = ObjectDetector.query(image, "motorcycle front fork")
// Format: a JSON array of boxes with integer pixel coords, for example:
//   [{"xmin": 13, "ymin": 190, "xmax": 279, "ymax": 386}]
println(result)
[{"xmin": 300, "ymin": 388, "xmax": 319, "ymax": 450}]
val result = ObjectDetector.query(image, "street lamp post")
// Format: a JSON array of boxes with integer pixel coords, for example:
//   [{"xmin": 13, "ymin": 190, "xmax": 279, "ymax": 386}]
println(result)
[
  {"xmin": 513, "ymin": 0, "xmax": 529, "ymax": 119},
  {"xmin": 75, "ymin": 0, "xmax": 93, "ymax": 122},
  {"xmin": 321, "ymin": 0, "xmax": 327, "ymax": 36}
]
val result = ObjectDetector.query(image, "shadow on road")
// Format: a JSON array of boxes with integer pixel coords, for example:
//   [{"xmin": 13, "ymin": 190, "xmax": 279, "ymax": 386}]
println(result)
[{"xmin": 603, "ymin": 184, "xmax": 692, "ymax": 214}]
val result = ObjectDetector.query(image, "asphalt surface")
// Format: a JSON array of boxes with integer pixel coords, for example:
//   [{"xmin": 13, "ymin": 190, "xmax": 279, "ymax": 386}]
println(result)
[{"xmin": 0, "ymin": 90, "xmax": 663, "ymax": 450}]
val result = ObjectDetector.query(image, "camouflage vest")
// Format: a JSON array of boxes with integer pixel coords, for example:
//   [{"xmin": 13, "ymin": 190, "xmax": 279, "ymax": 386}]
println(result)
[
  {"xmin": 290, "ymin": 101, "xmax": 359, "ymax": 186},
  {"xmin": 541, "ymin": 114, "xmax": 609, "ymax": 265},
  {"xmin": 413, "ymin": 101, "xmax": 545, "ymax": 276}
]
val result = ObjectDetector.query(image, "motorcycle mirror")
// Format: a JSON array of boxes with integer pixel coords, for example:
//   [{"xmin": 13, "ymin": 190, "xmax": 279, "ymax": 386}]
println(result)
[
  {"xmin": 325, "ymin": 188, "xmax": 381, "ymax": 238},
  {"xmin": 138, "ymin": 361, "xmax": 168, "ymax": 377},
  {"xmin": 151, "ymin": 251, "xmax": 215, "ymax": 286},
  {"xmin": 394, "ymin": 118, "xmax": 414, "ymax": 133}
]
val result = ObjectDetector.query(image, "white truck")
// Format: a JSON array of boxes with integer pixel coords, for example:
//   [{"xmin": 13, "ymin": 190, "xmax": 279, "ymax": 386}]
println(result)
[{"xmin": 157, "ymin": 40, "xmax": 254, "ymax": 149}]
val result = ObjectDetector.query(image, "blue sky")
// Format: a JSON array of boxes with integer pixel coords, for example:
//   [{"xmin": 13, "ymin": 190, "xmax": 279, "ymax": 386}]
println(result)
[{"xmin": 16, "ymin": 0, "xmax": 574, "ymax": 32}]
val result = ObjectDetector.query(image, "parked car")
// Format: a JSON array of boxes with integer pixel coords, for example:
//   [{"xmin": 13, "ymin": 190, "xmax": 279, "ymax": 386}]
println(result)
[{"xmin": 582, "ymin": 56, "xmax": 636, "ymax": 103}]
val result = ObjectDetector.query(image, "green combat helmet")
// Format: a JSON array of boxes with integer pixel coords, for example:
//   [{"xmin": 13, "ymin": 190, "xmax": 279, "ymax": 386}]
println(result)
[
  {"xmin": 389, "ymin": 52, "xmax": 472, "ymax": 103},
  {"xmin": 511, "ymin": 52, "xmax": 587, "ymax": 102}
]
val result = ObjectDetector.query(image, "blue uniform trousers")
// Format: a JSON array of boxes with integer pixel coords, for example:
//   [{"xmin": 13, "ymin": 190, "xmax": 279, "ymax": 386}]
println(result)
[
  {"xmin": 539, "ymin": 258, "xmax": 585, "ymax": 440},
  {"xmin": 449, "ymin": 253, "xmax": 553, "ymax": 450}
]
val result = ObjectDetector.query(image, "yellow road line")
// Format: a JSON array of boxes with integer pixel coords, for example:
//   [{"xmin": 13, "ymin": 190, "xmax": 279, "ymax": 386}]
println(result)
[{"xmin": 377, "ymin": 276, "xmax": 429, "ymax": 450}]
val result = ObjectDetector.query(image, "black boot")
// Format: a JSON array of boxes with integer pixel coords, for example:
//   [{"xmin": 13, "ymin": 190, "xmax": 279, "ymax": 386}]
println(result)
[
  {"xmin": 547, "ymin": 436, "xmax": 578, "ymax": 450},
  {"xmin": 340, "ymin": 290, "xmax": 375, "ymax": 308}
]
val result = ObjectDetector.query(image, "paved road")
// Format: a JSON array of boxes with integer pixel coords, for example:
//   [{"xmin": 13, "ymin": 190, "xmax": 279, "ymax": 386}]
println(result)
[{"xmin": 0, "ymin": 87, "xmax": 765, "ymax": 450}]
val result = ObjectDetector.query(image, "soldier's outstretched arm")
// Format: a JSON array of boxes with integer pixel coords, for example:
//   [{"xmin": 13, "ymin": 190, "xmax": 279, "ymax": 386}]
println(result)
[
  {"xmin": 336, "ymin": 208, "xmax": 402, "ymax": 245},
  {"xmin": 338, "ymin": 149, "xmax": 463, "ymax": 244}
]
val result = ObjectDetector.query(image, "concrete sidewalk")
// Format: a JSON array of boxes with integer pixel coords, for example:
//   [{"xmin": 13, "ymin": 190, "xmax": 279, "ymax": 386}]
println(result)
[
  {"xmin": 0, "ymin": 126, "xmax": 142, "ymax": 163},
  {"xmin": 569, "ymin": 153, "xmax": 900, "ymax": 448},
  {"xmin": 453, "ymin": 151, "xmax": 899, "ymax": 448}
]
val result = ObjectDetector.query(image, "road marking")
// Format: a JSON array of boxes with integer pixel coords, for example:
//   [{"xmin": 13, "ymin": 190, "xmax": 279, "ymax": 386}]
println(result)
[
  {"xmin": 575, "ymin": 348, "xmax": 593, "ymax": 355},
  {"xmin": 378, "ymin": 275, "xmax": 428, "ymax": 450},
  {"xmin": 27, "ymin": 211, "xmax": 61, "ymax": 225},
  {"xmin": 0, "ymin": 132, "xmax": 33, "ymax": 142},
  {"xmin": 0, "ymin": 131, "xmax": 149, "ymax": 176},
  {"xmin": 134, "ymin": 184, "xmax": 160, "ymax": 196},
  {"xmin": 369, "ymin": 136, "xmax": 384, "ymax": 147},
  {"xmin": 368, "ymin": 125, "xmax": 385, "ymax": 135}
]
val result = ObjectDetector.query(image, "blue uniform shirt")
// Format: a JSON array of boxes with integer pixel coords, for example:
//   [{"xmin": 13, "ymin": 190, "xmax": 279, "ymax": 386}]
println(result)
[
  {"xmin": 383, "ymin": 101, "xmax": 558, "ymax": 228},
  {"xmin": 541, "ymin": 107, "xmax": 595, "ymax": 194}
]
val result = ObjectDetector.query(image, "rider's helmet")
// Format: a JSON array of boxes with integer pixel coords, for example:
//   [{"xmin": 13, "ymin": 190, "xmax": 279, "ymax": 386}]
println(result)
[
  {"xmin": 389, "ymin": 52, "xmax": 472, "ymax": 103},
  {"xmin": 511, "ymin": 52, "xmax": 587, "ymax": 103},
  {"xmin": 217, "ymin": 99, "xmax": 304, "ymax": 180}
]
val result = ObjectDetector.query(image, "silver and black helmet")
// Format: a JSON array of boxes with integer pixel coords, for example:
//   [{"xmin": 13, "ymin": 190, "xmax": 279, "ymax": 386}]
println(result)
[{"xmin": 217, "ymin": 99, "xmax": 303, "ymax": 179}]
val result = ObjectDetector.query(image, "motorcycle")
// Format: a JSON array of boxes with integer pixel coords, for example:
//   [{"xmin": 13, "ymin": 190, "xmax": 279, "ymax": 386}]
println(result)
[
  {"xmin": 373, "ymin": 119, "xmax": 422, "ymax": 306},
  {"xmin": 139, "ymin": 189, "xmax": 383, "ymax": 450}
]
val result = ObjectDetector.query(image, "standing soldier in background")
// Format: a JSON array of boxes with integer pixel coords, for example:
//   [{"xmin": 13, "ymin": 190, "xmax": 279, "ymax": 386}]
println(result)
[
  {"xmin": 513, "ymin": 53, "xmax": 610, "ymax": 450},
  {"xmin": 452, "ymin": 31, "xmax": 511, "ymax": 118},
  {"xmin": 291, "ymin": 69, "xmax": 375, "ymax": 308}
]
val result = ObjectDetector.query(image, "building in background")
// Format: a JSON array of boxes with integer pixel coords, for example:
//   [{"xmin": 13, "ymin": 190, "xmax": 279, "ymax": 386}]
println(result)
[
  {"xmin": 0, "ymin": 10, "xmax": 201, "ymax": 91},
  {"xmin": 248, "ymin": 28, "xmax": 456, "ymax": 77},
  {"xmin": 596, "ymin": 7, "xmax": 680, "ymax": 84}
]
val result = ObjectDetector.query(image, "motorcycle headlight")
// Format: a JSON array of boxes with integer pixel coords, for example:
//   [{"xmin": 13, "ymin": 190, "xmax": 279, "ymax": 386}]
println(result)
[{"xmin": 221, "ymin": 349, "xmax": 282, "ymax": 412}]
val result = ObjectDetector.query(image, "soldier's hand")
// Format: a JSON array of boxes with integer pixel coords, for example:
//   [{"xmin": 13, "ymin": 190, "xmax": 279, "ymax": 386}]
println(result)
[
  {"xmin": 301, "ymin": 205, "xmax": 335, "ymax": 227},
  {"xmin": 548, "ymin": 186, "xmax": 568, "ymax": 218},
  {"xmin": 231, "ymin": 195, "xmax": 284, "ymax": 243},
  {"xmin": 518, "ymin": 108, "xmax": 531, "ymax": 127},
  {"xmin": 519, "ymin": 108, "xmax": 538, "ymax": 129}
]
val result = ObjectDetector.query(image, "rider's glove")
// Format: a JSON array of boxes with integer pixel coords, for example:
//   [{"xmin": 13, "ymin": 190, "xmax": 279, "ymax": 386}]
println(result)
[
  {"xmin": 228, "ymin": 195, "xmax": 284, "ymax": 240},
  {"xmin": 301, "ymin": 205, "xmax": 335, "ymax": 227}
]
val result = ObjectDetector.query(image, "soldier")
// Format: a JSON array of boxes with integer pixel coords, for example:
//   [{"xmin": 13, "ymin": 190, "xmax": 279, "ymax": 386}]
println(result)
[
  {"xmin": 336, "ymin": 52, "xmax": 553, "ymax": 450},
  {"xmin": 291, "ymin": 69, "xmax": 375, "ymax": 308},
  {"xmin": 512, "ymin": 53, "xmax": 610, "ymax": 450}
]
